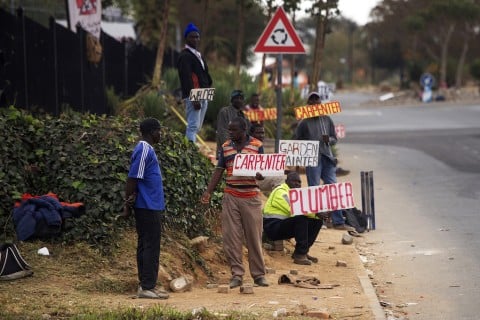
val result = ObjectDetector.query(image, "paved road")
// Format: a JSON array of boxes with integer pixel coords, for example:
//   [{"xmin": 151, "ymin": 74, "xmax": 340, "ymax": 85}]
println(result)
[{"xmin": 332, "ymin": 92, "xmax": 480, "ymax": 319}]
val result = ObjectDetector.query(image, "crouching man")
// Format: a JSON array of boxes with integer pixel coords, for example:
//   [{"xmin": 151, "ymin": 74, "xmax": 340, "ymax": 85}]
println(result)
[{"xmin": 263, "ymin": 172, "xmax": 323, "ymax": 265}]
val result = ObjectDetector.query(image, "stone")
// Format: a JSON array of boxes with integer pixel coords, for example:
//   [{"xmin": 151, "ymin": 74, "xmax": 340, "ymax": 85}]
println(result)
[
  {"xmin": 240, "ymin": 284, "xmax": 254, "ymax": 294},
  {"xmin": 190, "ymin": 236, "xmax": 209, "ymax": 252},
  {"xmin": 342, "ymin": 233, "xmax": 353, "ymax": 245},
  {"xmin": 169, "ymin": 276, "xmax": 192, "ymax": 292},
  {"xmin": 217, "ymin": 285, "xmax": 229, "ymax": 293},
  {"xmin": 336, "ymin": 260, "xmax": 347, "ymax": 267},
  {"xmin": 305, "ymin": 309, "xmax": 330, "ymax": 319},
  {"xmin": 266, "ymin": 267, "xmax": 276, "ymax": 274}
]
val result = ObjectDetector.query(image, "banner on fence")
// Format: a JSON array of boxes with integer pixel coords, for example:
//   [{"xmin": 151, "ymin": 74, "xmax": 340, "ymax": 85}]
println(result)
[
  {"xmin": 67, "ymin": 0, "xmax": 102, "ymax": 38},
  {"xmin": 232, "ymin": 153, "xmax": 286, "ymax": 176},
  {"xmin": 189, "ymin": 88, "xmax": 215, "ymax": 101},
  {"xmin": 293, "ymin": 101, "xmax": 341, "ymax": 120},
  {"xmin": 244, "ymin": 108, "xmax": 277, "ymax": 122},
  {"xmin": 278, "ymin": 140, "xmax": 319, "ymax": 167},
  {"xmin": 289, "ymin": 182, "xmax": 355, "ymax": 215}
]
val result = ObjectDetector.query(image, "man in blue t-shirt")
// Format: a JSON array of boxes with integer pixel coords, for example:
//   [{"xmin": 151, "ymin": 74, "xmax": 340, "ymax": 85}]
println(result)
[{"xmin": 123, "ymin": 118, "xmax": 168, "ymax": 299}]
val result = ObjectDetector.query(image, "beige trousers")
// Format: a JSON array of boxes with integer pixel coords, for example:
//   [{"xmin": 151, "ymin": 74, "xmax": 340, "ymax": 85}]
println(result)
[{"xmin": 220, "ymin": 193, "xmax": 266, "ymax": 280}]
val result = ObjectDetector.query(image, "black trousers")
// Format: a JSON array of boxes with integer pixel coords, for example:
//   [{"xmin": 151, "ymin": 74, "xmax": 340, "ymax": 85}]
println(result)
[
  {"xmin": 134, "ymin": 208, "xmax": 162, "ymax": 290},
  {"xmin": 263, "ymin": 216, "xmax": 322, "ymax": 255}
]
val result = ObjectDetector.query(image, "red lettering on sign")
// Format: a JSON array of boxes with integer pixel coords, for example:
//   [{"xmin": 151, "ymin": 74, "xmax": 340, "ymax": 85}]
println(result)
[{"xmin": 329, "ymin": 184, "xmax": 338, "ymax": 210}]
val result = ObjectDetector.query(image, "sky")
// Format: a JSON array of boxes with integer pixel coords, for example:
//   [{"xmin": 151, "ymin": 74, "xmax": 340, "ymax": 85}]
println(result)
[{"xmin": 337, "ymin": 0, "xmax": 380, "ymax": 25}]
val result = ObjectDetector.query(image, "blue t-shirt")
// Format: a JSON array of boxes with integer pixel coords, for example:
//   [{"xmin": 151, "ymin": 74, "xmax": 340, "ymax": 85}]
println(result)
[{"xmin": 128, "ymin": 141, "xmax": 165, "ymax": 211}]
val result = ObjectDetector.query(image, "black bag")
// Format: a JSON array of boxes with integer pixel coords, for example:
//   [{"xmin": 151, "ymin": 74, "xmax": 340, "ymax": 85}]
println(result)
[
  {"xmin": 344, "ymin": 207, "xmax": 368, "ymax": 233},
  {"xmin": 0, "ymin": 243, "xmax": 33, "ymax": 281}
]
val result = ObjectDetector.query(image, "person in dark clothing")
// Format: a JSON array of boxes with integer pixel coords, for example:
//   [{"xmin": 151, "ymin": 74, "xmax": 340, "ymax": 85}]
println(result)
[
  {"xmin": 176, "ymin": 23, "xmax": 213, "ymax": 143},
  {"xmin": 123, "ymin": 118, "xmax": 169, "ymax": 299},
  {"xmin": 215, "ymin": 90, "xmax": 250, "ymax": 159}
]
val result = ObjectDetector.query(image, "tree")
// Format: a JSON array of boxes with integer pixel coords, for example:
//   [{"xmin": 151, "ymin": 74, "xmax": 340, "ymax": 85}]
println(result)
[{"xmin": 306, "ymin": 0, "xmax": 339, "ymax": 89}]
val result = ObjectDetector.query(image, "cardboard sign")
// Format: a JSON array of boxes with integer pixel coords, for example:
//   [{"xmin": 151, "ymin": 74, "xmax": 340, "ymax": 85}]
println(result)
[
  {"xmin": 244, "ymin": 108, "xmax": 277, "ymax": 122},
  {"xmin": 294, "ymin": 101, "xmax": 342, "ymax": 120},
  {"xmin": 232, "ymin": 153, "xmax": 286, "ymax": 176},
  {"xmin": 278, "ymin": 140, "xmax": 319, "ymax": 167},
  {"xmin": 189, "ymin": 88, "xmax": 215, "ymax": 101},
  {"xmin": 289, "ymin": 182, "xmax": 355, "ymax": 215}
]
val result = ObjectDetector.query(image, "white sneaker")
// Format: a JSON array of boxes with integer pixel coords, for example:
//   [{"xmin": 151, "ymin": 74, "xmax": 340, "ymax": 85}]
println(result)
[{"xmin": 138, "ymin": 287, "xmax": 169, "ymax": 299}]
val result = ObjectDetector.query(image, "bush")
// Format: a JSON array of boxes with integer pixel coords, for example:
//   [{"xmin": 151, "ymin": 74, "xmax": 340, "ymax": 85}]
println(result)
[{"xmin": 0, "ymin": 107, "xmax": 222, "ymax": 253}]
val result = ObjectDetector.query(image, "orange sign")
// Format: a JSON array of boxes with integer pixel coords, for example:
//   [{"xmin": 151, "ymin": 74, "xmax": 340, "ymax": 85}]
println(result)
[
  {"xmin": 293, "ymin": 101, "xmax": 342, "ymax": 120},
  {"xmin": 244, "ymin": 108, "xmax": 277, "ymax": 122}
]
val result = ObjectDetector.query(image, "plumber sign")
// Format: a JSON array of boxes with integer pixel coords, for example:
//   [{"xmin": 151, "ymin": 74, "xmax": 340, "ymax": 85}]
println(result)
[{"xmin": 289, "ymin": 182, "xmax": 355, "ymax": 215}]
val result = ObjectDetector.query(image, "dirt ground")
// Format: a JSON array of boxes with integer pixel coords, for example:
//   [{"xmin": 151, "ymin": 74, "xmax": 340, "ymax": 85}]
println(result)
[
  {"xmin": 1, "ymin": 142, "xmax": 377, "ymax": 319},
  {"xmin": 0, "ymin": 226, "xmax": 374, "ymax": 320}
]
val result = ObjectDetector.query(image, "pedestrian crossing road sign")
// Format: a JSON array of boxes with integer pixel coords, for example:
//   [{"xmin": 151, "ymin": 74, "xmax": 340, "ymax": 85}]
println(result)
[{"xmin": 253, "ymin": 7, "xmax": 306, "ymax": 54}]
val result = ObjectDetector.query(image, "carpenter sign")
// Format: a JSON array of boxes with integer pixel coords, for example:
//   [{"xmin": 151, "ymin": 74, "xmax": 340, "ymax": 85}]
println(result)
[
  {"xmin": 232, "ymin": 153, "xmax": 286, "ymax": 176},
  {"xmin": 294, "ymin": 101, "xmax": 342, "ymax": 120},
  {"xmin": 278, "ymin": 140, "xmax": 319, "ymax": 167},
  {"xmin": 244, "ymin": 108, "xmax": 277, "ymax": 122},
  {"xmin": 289, "ymin": 182, "xmax": 355, "ymax": 215},
  {"xmin": 189, "ymin": 88, "xmax": 215, "ymax": 101}
]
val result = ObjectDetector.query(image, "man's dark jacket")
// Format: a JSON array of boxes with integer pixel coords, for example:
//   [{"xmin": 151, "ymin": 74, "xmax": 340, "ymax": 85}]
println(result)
[{"xmin": 177, "ymin": 49, "xmax": 213, "ymax": 99}]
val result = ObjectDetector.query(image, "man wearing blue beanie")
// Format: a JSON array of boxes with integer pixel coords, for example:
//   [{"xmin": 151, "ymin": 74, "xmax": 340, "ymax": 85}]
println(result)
[{"xmin": 177, "ymin": 22, "xmax": 213, "ymax": 143}]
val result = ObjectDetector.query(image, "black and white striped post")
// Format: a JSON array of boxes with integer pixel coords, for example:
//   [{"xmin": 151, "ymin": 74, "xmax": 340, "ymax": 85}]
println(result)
[{"xmin": 360, "ymin": 171, "xmax": 375, "ymax": 230}]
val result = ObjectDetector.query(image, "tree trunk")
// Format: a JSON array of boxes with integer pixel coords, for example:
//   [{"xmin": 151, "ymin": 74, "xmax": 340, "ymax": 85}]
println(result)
[
  {"xmin": 258, "ymin": 53, "xmax": 267, "ymax": 92},
  {"xmin": 234, "ymin": 0, "xmax": 245, "ymax": 88},
  {"xmin": 455, "ymin": 40, "xmax": 468, "ymax": 89},
  {"xmin": 311, "ymin": 14, "xmax": 325, "ymax": 90},
  {"xmin": 439, "ymin": 23, "xmax": 455, "ymax": 88},
  {"xmin": 200, "ymin": 0, "xmax": 209, "ymax": 53},
  {"xmin": 152, "ymin": 0, "xmax": 170, "ymax": 88}
]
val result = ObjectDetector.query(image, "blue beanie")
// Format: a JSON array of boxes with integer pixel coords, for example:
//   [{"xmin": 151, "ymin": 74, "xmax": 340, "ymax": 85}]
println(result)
[{"xmin": 184, "ymin": 23, "xmax": 200, "ymax": 38}]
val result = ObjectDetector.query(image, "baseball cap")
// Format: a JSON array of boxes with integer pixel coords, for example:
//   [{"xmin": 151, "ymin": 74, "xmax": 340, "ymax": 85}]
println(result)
[
  {"xmin": 230, "ymin": 90, "xmax": 244, "ymax": 99},
  {"xmin": 307, "ymin": 92, "xmax": 321, "ymax": 100}
]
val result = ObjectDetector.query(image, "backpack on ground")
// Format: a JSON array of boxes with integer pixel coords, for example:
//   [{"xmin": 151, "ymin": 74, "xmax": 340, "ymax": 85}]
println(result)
[
  {"xmin": 0, "ymin": 243, "xmax": 33, "ymax": 281},
  {"xmin": 344, "ymin": 207, "xmax": 368, "ymax": 233}
]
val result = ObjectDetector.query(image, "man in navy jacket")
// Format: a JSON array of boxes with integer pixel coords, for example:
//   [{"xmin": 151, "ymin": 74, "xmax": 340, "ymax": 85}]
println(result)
[{"xmin": 177, "ymin": 23, "xmax": 213, "ymax": 143}]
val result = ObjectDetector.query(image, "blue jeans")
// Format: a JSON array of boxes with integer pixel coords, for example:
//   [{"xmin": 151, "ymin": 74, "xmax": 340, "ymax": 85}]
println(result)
[
  {"xmin": 185, "ymin": 98, "xmax": 208, "ymax": 142},
  {"xmin": 305, "ymin": 155, "xmax": 344, "ymax": 225}
]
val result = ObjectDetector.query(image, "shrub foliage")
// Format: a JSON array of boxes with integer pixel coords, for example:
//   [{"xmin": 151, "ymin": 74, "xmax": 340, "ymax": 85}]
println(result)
[{"xmin": 0, "ymin": 107, "xmax": 222, "ymax": 253}]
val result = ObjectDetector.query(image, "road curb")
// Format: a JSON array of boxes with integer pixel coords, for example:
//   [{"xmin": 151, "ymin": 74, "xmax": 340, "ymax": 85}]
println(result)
[{"xmin": 356, "ymin": 254, "xmax": 385, "ymax": 320}]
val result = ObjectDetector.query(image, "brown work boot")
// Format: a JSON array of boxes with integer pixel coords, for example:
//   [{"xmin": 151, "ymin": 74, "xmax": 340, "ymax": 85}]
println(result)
[{"xmin": 292, "ymin": 253, "xmax": 312, "ymax": 265}]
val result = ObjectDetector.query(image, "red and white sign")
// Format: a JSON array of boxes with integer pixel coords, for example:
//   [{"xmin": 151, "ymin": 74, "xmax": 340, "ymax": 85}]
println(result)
[
  {"xmin": 67, "ymin": 0, "xmax": 102, "ymax": 38},
  {"xmin": 253, "ymin": 7, "xmax": 306, "ymax": 54},
  {"xmin": 289, "ymin": 182, "xmax": 355, "ymax": 215},
  {"xmin": 232, "ymin": 153, "xmax": 286, "ymax": 176},
  {"xmin": 335, "ymin": 124, "xmax": 346, "ymax": 139},
  {"xmin": 278, "ymin": 140, "xmax": 319, "ymax": 167}
]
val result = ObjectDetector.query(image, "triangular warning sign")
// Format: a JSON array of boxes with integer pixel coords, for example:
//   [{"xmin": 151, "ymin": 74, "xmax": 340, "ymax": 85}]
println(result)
[{"xmin": 253, "ymin": 7, "xmax": 306, "ymax": 54}]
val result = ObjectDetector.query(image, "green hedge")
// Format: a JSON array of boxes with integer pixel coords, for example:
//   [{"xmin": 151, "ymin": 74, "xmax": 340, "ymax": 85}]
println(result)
[{"xmin": 0, "ymin": 107, "xmax": 222, "ymax": 253}]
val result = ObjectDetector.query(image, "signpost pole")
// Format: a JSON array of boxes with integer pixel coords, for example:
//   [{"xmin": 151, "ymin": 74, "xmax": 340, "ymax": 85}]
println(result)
[{"xmin": 275, "ymin": 54, "xmax": 283, "ymax": 152}]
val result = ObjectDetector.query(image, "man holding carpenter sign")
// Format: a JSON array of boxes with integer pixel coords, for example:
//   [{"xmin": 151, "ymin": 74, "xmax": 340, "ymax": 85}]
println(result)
[{"xmin": 293, "ymin": 92, "xmax": 353, "ymax": 231}]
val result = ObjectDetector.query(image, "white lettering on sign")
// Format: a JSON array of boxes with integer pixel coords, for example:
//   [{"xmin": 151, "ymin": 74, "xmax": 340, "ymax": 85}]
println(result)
[
  {"xmin": 189, "ymin": 88, "xmax": 215, "ymax": 101},
  {"xmin": 232, "ymin": 153, "xmax": 286, "ymax": 176},
  {"xmin": 278, "ymin": 140, "xmax": 319, "ymax": 167},
  {"xmin": 289, "ymin": 182, "xmax": 355, "ymax": 215}
]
